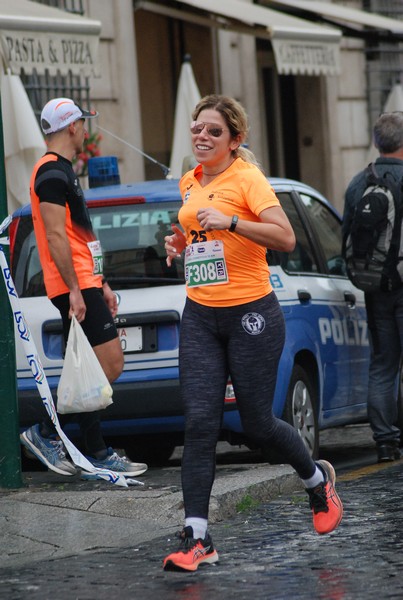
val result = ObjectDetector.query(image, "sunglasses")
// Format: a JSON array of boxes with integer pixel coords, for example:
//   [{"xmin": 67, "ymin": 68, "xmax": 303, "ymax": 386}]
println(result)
[{"xmin": 190, "ymin": 121, "xmax": 228, "ymax": 137}]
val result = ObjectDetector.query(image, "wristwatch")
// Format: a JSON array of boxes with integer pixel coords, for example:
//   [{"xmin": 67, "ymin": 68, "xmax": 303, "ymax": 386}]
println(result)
[{"xmin": 229, "ymin": 215, "xmax": 239, "ymax": 232}]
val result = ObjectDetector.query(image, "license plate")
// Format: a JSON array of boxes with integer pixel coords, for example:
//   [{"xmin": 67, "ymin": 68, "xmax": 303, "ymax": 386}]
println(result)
[{"xmin": 118, "ymin": 326, "xmax": 142, "ymax": 353}]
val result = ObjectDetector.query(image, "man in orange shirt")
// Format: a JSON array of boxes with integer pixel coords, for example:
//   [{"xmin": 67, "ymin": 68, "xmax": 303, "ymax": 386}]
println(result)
[{"xmin": 20, "ymin": 98, "xmax": 147, "ymax": 478}]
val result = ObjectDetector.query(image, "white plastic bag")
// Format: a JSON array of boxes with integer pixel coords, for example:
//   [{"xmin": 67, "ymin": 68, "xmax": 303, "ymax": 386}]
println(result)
[{"xmin": 57, "ymin": 314, "xmax": 113, "ymax": 414}]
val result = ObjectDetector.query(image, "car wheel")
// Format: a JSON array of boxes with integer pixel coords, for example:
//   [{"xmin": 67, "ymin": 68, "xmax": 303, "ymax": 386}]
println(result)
[
  {"xmin": 283, "ymin": 364, "xmax": 319, "ymax": 459},
  {"xmin": 120, "ymin": 437, "xmax": 177, "ymax": 467},
  {"xmin": 260, "ymin": 364, "xmax": 319, "ymax": 463}
]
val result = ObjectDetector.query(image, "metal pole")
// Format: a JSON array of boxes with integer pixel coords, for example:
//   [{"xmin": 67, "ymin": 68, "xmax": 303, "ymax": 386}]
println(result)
[{"xmin": 0, "ymin": 92, "xmax": 23, "ymax": 488}]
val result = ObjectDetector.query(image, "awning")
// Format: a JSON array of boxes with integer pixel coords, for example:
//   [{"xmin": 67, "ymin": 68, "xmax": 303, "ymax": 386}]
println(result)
[
  {"xmin": 0, "ymin": 0, "xmax": 101, "ymax": 76},
  {"xmin": 266, "ymin": 0, "xmax": 403, "ymax": 36},
  {"xmin": 136, "ymin": 0, "xmax": 342, "ymax": 76}
]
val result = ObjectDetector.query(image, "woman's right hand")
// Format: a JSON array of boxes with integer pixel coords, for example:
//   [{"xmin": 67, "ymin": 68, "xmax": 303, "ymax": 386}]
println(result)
[{"xmin": 165, "ymin": 224, "xmax": 186, "ymax": 266}]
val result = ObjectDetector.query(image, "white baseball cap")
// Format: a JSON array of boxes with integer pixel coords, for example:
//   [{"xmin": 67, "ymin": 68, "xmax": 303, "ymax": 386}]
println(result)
[{"xmin": 40, "ymin": 97, "xmax": 98, "ymax": 134}]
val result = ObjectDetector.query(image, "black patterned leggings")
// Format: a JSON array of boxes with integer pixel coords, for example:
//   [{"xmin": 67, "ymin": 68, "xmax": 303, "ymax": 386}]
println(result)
[{"xmin": 179, "ymin": 293, "xmax": 316, "ymax": 519}]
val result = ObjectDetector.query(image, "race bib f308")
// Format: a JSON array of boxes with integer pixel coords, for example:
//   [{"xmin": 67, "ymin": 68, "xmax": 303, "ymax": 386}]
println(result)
[{"xmin": 185, "ymin": 240, "xmax": 228, "ymax": 287}]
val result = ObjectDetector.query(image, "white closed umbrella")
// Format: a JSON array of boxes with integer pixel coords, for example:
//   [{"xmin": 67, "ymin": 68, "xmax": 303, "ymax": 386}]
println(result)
[
  {"xmin": 366, "ymin": 83, "xmax": 403, "ymax": 163},
  {"xmin": 1, "ymin": 69, "xmax": 46, "ymax": 213},
  {"xmin": 383, "ymin": 83, "xmax": 403, "ymax": 111},
  {"xmin": 169, "ymin": 56, "xmax": 201, "ymax": 179}
]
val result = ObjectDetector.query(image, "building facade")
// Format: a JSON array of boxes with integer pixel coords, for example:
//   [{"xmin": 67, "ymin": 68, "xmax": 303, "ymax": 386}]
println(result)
[{"xmin": 13, "ymin": 0, "xmax": 403, "ymax": 213}]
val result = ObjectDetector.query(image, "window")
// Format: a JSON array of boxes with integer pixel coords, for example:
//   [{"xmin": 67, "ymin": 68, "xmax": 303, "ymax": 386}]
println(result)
[
  {"xmin": 34, "ymin": 0, "xmax": 84, "ymax": 16},
  {"xmin": 268, "ymin": 192, "xmax": 317, "ymax": 274},
  {"xmin": 364, "ymin": 0, "xmax": 403, "ymax": 130},
  {"xmin": 91, "ymin": 202, "xmax": 184, "ymax": 287},
  {"xmin": 299, "ymin": 193, "xmax": 346, "ymax": 276},
  {"xmin": 20, "ymin": 0, "xmax": 90, "ymax": 124},
  {"xmin": 11, "ymin": 201, "xmax": 185, "ymax": 298}
]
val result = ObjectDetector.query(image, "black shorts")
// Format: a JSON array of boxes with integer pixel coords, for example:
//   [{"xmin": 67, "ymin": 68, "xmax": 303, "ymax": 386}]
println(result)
[{"xmin": 51, "ymin": 287, "xmax": 118, "ymax": 347}]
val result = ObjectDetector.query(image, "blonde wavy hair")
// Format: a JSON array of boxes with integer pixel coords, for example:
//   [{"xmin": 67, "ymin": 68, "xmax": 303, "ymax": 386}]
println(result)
[{"xmin": 192, "ymin": 95, "xmax": 262, "ymax": 171}]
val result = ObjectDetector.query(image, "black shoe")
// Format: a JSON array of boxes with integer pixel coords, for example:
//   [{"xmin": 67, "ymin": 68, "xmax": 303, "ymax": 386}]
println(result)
[{"xmin": 377, "ymin": 443, "xmax": 401, "ymax": 463}]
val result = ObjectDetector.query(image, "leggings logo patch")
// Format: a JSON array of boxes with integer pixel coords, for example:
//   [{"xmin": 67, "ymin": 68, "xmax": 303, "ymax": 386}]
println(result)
[{"xmin": 241, "ymin": 312, "xmax": 266, "ymax": 335}]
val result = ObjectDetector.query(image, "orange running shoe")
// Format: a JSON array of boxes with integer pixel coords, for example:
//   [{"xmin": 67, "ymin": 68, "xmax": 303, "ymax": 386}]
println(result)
[
  {"xmin": 163, "ymin": 526, "xmax": 219, "ymax": 572},
  {"xmin": 306, "ymin": 460, "xmax": 343, "ymax": 535}
]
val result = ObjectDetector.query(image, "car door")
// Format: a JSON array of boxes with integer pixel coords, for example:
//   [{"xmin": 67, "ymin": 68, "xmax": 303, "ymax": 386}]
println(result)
[
  {"xmin": 269, "ymin": 189, "xmax": 348, "ymax": 414},
  {"xmin": 296, "ymin": 190, "xmax": 369, "ymax": 410}
]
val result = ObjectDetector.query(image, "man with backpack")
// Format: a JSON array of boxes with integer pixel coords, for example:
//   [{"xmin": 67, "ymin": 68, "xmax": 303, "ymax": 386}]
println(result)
[{"xmin": 343, "ymin": 111, "xmax": 403, "ymax": 463}]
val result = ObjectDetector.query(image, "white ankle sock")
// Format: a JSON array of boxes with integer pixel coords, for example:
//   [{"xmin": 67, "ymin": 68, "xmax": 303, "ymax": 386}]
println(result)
[
  {"xmin": 301, "ymin": 466, "xmax": 324, "ymax": 489},
  {"xmin": 185, "ymin": 517, "xmax": 208, "ymax": 540}
]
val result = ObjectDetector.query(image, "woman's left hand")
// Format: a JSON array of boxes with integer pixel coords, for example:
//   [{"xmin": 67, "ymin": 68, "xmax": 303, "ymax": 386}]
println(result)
[{"xmin": 197, "ymin": 207, "xmax": 231, "ymax": 231}]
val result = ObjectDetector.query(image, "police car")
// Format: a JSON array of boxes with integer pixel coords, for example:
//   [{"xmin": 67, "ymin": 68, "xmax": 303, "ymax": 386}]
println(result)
[{"xmin": 10, "ymin": 177, "xmax": 371, "ymax": 465}]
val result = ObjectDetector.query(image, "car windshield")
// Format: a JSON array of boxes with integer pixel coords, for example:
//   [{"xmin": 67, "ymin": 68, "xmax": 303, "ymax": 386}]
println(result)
[
  {"xmin": 12, "ymin": 200, "xmax": 185, "ymax": 297},
  {"xmin": 91, "ymin": 201, "xmax": 184, "ymax": 288}
]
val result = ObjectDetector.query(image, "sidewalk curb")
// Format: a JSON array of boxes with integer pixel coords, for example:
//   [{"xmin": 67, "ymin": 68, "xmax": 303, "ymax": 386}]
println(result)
[
  {"xmin": 0, "ymin": 463, "xmax": 299, "ymax": 569},
  {"xmin": 209, "ymin": 466, "xmax": 299, "ymax": 522}
]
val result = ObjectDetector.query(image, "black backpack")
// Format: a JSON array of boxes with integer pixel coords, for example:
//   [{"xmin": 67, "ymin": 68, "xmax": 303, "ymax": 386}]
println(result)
[{"xmin": 343, "ymin": 163, "xmax": 403, "ymax": 292}]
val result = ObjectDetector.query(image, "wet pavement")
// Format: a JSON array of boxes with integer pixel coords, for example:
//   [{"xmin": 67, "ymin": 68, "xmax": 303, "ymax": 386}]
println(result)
[{"xmin": 1, "ymin": 425, "xmax": 402, "ymax": 599}]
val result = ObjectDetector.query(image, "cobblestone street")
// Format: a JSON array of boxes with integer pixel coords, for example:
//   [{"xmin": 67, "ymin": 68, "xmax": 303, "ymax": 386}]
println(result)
[{"xmin": 1, "ymin": 456, "xmax": 403, "ymax": 600}]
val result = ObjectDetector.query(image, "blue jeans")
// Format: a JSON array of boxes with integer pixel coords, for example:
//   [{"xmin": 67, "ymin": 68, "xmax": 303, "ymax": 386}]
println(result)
[{"xmin": 365, "ymin": 287, "xmax": 403, "ymax": 444}]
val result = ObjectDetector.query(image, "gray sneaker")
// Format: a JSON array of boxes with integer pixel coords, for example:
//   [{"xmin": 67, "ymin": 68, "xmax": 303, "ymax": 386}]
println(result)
[
  {"xmin": 20, "ymin": 424, "xmax": 77, "ymax": 476},
  {"xmin": 84, "ymin": 447, "xmax": 148, "ymax": 477}
]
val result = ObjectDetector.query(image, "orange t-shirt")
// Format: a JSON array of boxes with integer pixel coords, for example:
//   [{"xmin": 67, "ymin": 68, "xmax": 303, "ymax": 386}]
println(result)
[
  {"xmin": 179, "ymin": 158, "xmax": 280, "ymax": 307},
  {"xmin": 30, "ymin": 153, "xmax": 102, "ymax": 299}
]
